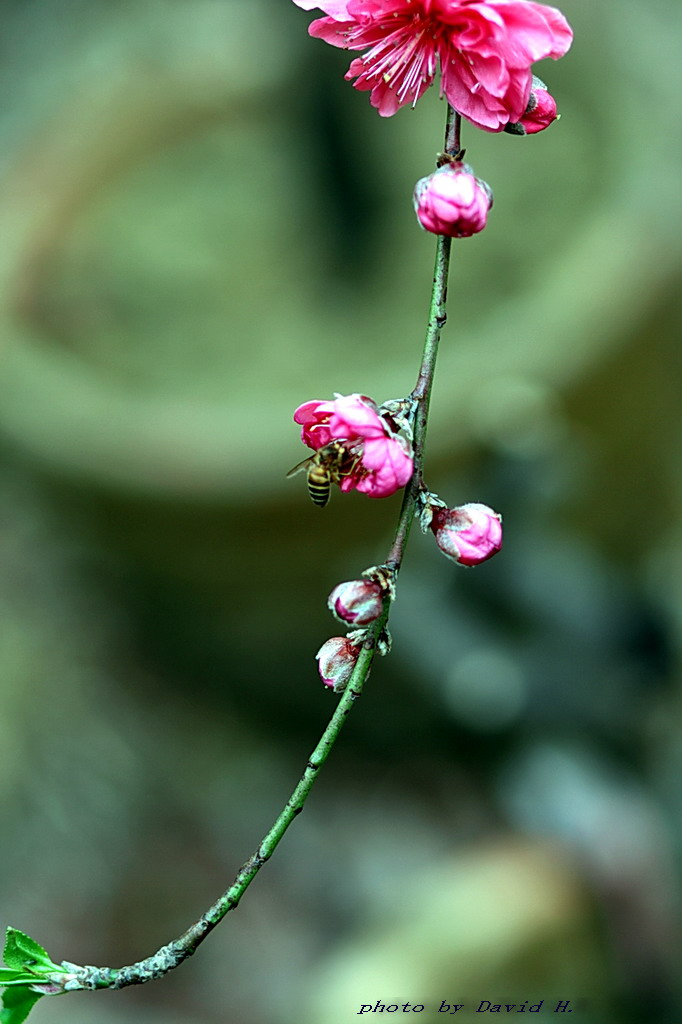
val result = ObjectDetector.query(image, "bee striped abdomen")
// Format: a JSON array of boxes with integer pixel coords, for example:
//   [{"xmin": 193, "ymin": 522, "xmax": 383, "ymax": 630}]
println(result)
[
  {"xmin": 287, "ymin": 440, "xmax": 361, "ymax": 508},
  {"xmin": 307, "ymin": 466, "xmax": 332, "ymax": 507}
]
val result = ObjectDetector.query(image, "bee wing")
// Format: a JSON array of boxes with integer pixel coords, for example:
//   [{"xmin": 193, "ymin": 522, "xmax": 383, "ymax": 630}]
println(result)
[{"xmin": 286, "ymin": 455, "xmax": 314, "ymax": 478}]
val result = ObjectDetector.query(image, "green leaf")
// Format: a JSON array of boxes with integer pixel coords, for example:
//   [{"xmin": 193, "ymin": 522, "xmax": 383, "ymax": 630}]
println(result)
[
  {"xmin": 2, "ymin": 932, "xmax": 52, "ymax": 973},
  {"xmin": 0, "ymin": 987, "xmax": 43, "ymax": 1024}
]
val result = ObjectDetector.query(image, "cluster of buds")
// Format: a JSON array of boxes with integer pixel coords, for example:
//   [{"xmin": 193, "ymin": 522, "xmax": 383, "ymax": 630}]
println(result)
[
  {"xmin": 412, "ymin": 69, "xmax": 559, "ymax": 239},
  {"xmin": 291, "ymin": 1, "xmax": 565, "ymax": 687},
  {"xmin": 295, "ymin": 4, "xmax": 569, "ymax": 240},
  {"xmin": 315, "ymin": 499, "xmax": 502, "ymax": 687},
  {"xmin": 294, "ymin": 400, "xmax": 504, "ymax": 688},
  {"xmin": 316, "ymin": 566, "xmax": 395, "ymax": 692}
]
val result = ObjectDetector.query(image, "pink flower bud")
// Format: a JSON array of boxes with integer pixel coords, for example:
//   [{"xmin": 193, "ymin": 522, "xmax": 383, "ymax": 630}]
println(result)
[
  {"xmin": 316, "ymin": 637, "xmax": 360, "ymax": 692},
  {"xmin": 328, "ymin": 579, "xmax": 384, "ymax": 626},
  {"xmin": 430, "ymin": 503, "xmax": 503, "ymax": 567},
  {"xmin": 413, "ymin": 164, "xmax": 492, "ymax": 239},
  {"xmin": 504, "ymin": 87, "xmax": 559, "ymax": 135}
]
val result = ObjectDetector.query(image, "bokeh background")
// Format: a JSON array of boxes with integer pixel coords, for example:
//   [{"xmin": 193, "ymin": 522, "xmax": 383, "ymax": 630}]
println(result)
[{"xmin": 0, "ymin": 1, "xmax": 680, "ymax": 1022}]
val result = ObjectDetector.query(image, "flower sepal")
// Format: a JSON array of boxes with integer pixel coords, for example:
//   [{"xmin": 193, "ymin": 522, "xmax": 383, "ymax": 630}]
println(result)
[
  {"xmin": 416, "ymin": 489, "xmax": 448, "ymax": 534},
  {"xmin": 377, "ymin": 397, "xmax": 417, "ymax": 441}
]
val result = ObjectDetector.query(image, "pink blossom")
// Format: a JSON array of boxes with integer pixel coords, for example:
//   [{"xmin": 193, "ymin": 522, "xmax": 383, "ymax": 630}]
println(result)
[
  {"xmin": 414, "ymin": 163, "xmax": 492, "ymax": 237},
  {"xmin": 292, "ymin": 1, "xmax": 572, "ymax": 131},
  {"xmin": 328, "ymin": 578, "xmax": 384, "ymax": 625},
  {"xmin": 316, "ymin": 636, "xmax": 360, "ymax": 691},
  {"xmin": 431, "ymin": 502, "xmax": 503, "ymax": 566},
  {"xmin": 505, "ymin": 84, "xmax": 558, "ymax": 134},
  {"xmin": 293, "ymin": 393, "xmax": 413, "ymax": 499}
]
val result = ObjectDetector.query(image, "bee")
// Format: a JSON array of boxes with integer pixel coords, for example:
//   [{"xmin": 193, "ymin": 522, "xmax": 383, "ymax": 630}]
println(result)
[{"xmin": 287, "ymin": 441, "xmax": 360, "ymax": 508}]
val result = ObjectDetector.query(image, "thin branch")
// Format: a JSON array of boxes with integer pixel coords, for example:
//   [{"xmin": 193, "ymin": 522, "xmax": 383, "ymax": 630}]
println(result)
[
  {"xmin": 45, "ymin": 105, "xmax": 460, "ymax": 997},
  {"xmin": 57, "ymin": 616, "xmax": 388, "ymax": 991}
]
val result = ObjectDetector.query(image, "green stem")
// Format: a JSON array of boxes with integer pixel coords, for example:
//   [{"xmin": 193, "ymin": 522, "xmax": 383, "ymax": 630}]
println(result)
[
  {"xmin": 389, "ymin": 105, "xmax": 460, "ymax": 565},
  {"xmin": 57, "ymin": 612, "xmax": 388, "ymax": 992},
  {"xmin": 48, "ymin": 104, "xmax": 460, "ymax": 997}
]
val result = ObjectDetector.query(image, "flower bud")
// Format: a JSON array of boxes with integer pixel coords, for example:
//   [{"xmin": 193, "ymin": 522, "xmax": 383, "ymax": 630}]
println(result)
[
  {"xmin": 316, "ymin": 637, "xmax": 360, "ymax": 692},
  {"xmin": 504, "ymin": 86, "xmax": 558, "ymax": 135},
  {"xmin": 328, "ymin": 579, "xmax": 384, "ymax": 626},
  {"xmin": 430, "ymin": 503, "xmax": 503, "ymax": 566},
  {"xmin": 413, "ymin": 163, "xmax": 492, "ymax": 238}
]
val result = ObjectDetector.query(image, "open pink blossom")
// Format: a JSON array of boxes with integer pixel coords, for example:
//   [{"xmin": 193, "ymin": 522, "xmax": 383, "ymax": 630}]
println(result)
[
  {"xmin": 293, "ymin": 393, "xmax": 413, "ymax": 499},
  {"xmin": 414, "ymin": 163, "xmax": 492, "ymax": 237},
  {"xmin": 292, "ymin": 0, "xmax": 572, "ymax": 131}
]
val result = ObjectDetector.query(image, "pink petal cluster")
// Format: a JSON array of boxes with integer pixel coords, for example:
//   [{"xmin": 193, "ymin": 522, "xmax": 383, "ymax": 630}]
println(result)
[
  {"xmin": 431, "ymin": 502, "xmax": 503, "ymax": 566},
  {"xmin": 294, "ymin": 394, "xmax": 413, "ymax": 499},
  {"xmin": 292, "ymin": 0, "xmax": 572, "ymax": 131},
  {"xmin": 328, "ymin": 578, "xmax": 384, "ymax": 626},
  {"xmin": 316, "ymin": 636, "xmax": 360, "ymax": 691},
  {"xmin": 414, "ymin": 163, "xmax": 492, "ymax": 238}
]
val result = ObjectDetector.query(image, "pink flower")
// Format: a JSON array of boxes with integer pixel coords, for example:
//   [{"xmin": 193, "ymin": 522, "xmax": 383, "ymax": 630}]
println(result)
[
  {"xmin": 431, "ymin": 502, "xmax": 503, "ymax": 566},
  {"xmin": 293, "ymin": 394, "xmax": 413, "ymax": 499},
  {"xmin": 316, "ymin": 636, "xmax": 360, "ymax": 691},
  {"xmin": 328, "ymin": 578, "xmax": 384, "ymax": 625},
  {"xmin": 505, "ymin": 83, "xmax": 558, "ymax": 134},
  {"xmin": 292, "ymin": 1, "xmax": 572, "ymax": 131},
  {"xmin": 414, "ymin": 162, "xmax": 492, "ymax": 237}
]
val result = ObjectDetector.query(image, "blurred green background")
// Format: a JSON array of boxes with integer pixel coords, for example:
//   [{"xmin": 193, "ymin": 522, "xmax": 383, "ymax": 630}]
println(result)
[{"xmin": 0, "ymin": 1, "xmax": 680, "ymax": 1022}]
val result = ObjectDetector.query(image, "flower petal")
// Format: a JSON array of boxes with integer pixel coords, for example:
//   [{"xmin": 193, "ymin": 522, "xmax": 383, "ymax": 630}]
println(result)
[
  {"xmin": 328, "ymin": 394, "xmax": 386, "ymax": 439},
  {"xmin": 293, "ymin": 0, "xmax": 352, "ymax": 17},
  {"xmin": 293, "ymin": 399, "xmax": 336, "ymax": 448},
  {"xmin": 358, "ymin": 437, "xmax": 413, "ymax": 496}
]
